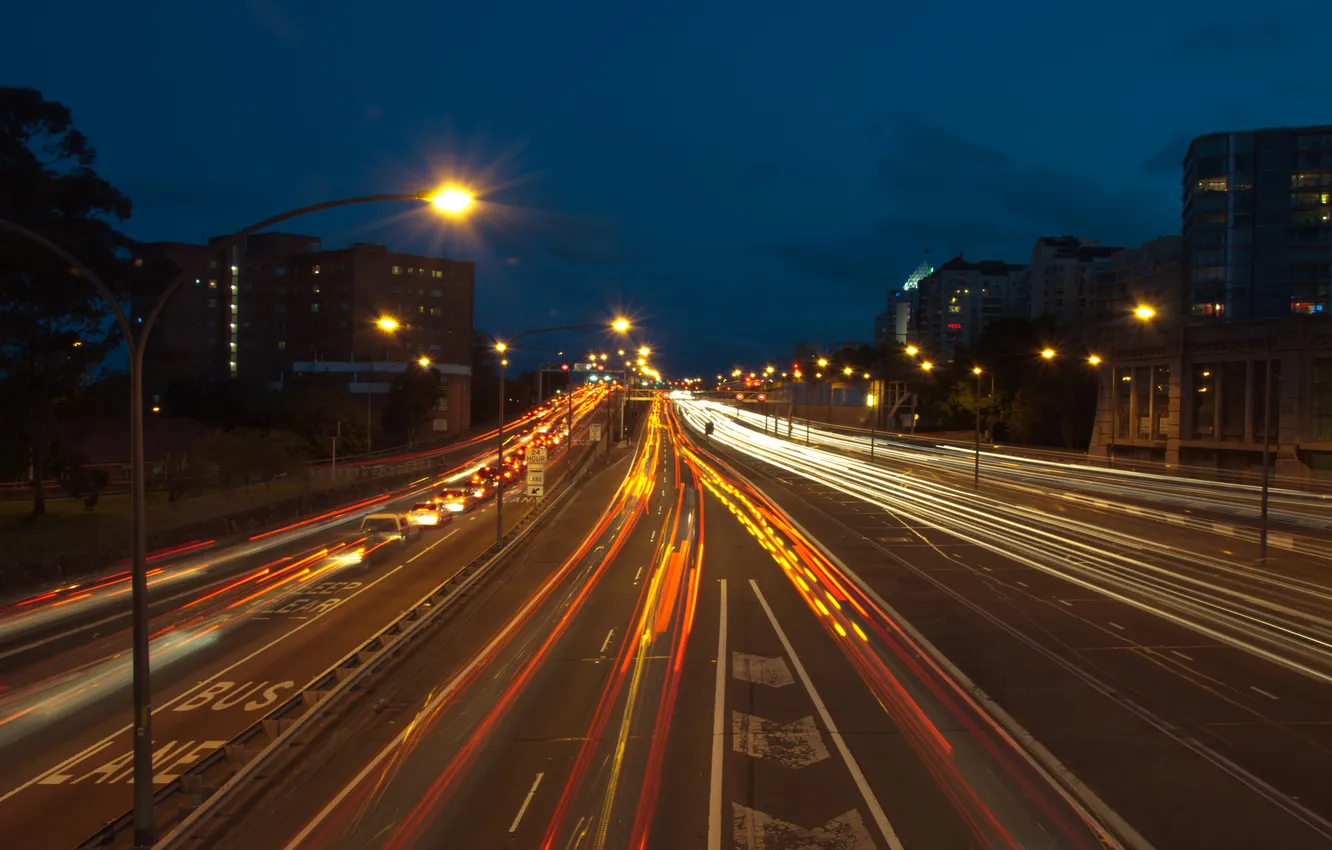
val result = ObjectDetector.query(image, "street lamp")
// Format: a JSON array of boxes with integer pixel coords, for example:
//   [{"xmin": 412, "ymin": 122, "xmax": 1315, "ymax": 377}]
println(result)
[
  {"xmin": 0, "ymin": 185, "xmax": 474, "ymax": 846},
  {"xmin": 921, "ymin": 361, "xmax": 934, "ymax": 371},
  {"xmin": 486, "ymin": 319, "xmax": 629, "ymax": 547},
  {"xmin": 1040, "ymin": 348, "xmax": 1056, "ymax": 360},
  {"xmin": 418, "ymin": 356, "xmax": 431, "ymax": 368},
  {"xmin": 1134, "ymin": 305, "xmax": 1157, "ymax": 321},
  {"xmin": 366, "ymin": 316, "xmax": 400, "ymax": 453},
  {"xmin": 972, "ymin": 366, "xmax": 983, "ymax": 488},
  {"xmin": 905, "ymin": 345, "xmax": 919, "ymax": 357}
]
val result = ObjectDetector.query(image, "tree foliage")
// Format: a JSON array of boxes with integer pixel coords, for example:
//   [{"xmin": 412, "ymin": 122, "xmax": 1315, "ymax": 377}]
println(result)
[
  {"xmin": 0, "ymin": 87, "xmax": 137, "ymax": 517},
  {"xmin": 381, "ymin": 363, "xmax": 446, "ymax": 447}
]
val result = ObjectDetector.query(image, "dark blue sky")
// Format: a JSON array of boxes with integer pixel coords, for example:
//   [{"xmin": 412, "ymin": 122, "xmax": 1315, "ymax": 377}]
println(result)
[{"xmin": 5, "ymin": 1, "xmax": 1331, "ymax": 375}]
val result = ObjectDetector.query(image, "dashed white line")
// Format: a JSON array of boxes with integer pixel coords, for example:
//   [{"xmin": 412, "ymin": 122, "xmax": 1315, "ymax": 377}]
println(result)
[
  {"xmin": 1015, "ymin": 580, "xmax": 1029, "ymax": 588},
  {"xmin": 1058, "ymin": 599, "xmax": 1073, "ymax": 607},
  {"xmin": 650, "ymin": 530, "xmax": 657, "ymax": 542},
  {"xmin": 508, "ymin": 772, "xmax": 544, "ymax": 833},
  {"xmin": 1170, "ymin": 650, "xmax": 1194, "ymax": 662},
  {"xmin": 599, "ymin": 629, "xmax": 615, "ymax": 654},
  {"xmin": 1108, "ymin": 622, "xmax": 1125, "ymax": 631},
  {"xmin": 1251, "ymin": 686, "xmax": 1279, "ymax": 701}
]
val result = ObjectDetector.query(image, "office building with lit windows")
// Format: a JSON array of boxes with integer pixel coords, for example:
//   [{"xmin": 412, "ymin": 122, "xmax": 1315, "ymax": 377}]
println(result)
[
  {"xmin": 1182, "ymin": 125, "xmax": 1332, "ymax": 320},
  {"xmin": 134, "ymin": 234, "xmax": 475, "ymax": 425},
  {"xmin": 913, "ymin": 256, "xmax": 1028, "ymax": 363}
]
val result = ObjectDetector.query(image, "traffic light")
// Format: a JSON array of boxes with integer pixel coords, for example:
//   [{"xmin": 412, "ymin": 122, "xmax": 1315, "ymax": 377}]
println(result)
[
  {"xmin": 561, "ymin": 363, "xmax": 569, "ymax": 371},
  {"xmin": 757, "ymin": 393, "xmax": 766, "ymax": 401},
  {"xmin": 735, "ymin": 393, "xmax": 744, "ymax": 401}
]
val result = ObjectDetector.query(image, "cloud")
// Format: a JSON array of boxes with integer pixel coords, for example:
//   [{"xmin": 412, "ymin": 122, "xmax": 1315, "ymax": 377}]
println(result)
[
  {"xmin": 772, "ymin": 116, "xmax": 1175, "ymax": 289},
  {"xmin": 1171, "ymin": 16, "xmax": 1299, "ymax": 60},
  {"xmin": 249, "ymin": 0, "xmax": 299, "ymax": 42}
]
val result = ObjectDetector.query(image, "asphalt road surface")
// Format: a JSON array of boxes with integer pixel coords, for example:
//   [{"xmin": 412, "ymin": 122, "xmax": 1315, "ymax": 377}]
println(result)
[
  {"xmin": 203, "ymin": 399, "xmax": 1118, "ymax": 850},
  {"xmin": 0, "ymin": 399, "xmax": 601, "ymax": 850},
  {"xmin": 680, "ymin": 399, "xmax": 1332, "ymax": 849}
]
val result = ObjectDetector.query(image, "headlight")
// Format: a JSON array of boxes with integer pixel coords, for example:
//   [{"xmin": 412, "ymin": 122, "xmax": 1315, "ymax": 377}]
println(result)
[{"xmin": 445, "ymin": 503, "xmax": 465, "ymax": 512}]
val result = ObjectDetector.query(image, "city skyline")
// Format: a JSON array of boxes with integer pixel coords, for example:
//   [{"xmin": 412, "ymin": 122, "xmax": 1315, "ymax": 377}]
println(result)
[{"xmin": 4, "ymin": 2, "xmax": 1332, "ymax": 373}]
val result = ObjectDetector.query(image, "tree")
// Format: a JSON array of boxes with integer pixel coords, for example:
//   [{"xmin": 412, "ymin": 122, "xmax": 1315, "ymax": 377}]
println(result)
[
  {"xmin": 382, "ymin": 363, "xmax": 446, "ymax": 447},
  {"xmin": 0, "ymin": 88, "xmax": 134, "ymax": 517}
]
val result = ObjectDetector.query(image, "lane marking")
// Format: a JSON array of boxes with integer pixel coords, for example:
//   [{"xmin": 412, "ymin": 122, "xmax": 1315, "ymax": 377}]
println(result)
[
  {"xmin": 748, "ymin": 580, "xmax": 902, "ymax": 850},
  {"xmin": 508, "ymin": 772, "xmax": 544, "ymax": 833},
  {"xmin": 0, "ymin": 531, "xmax": 460, "ymax": 803},
  {"xmin": 633, "ymin": 567, "xmax": 644, "ymax": 583},
  {"xmin": 599, "ymin": 629, "xmax": 615, "ymax": 654},
  {"xmin": 1058, "ymin": 599, "xmax": 1073, "ymax": 607},
  {"xmin": 731, "ymin": 652, "xmax": 794, "ymax": 688},
  {"xmin": 1108, "ymin": 622, "xmax": 1125, "ymax": 631},
  {"xmin": 708, "ymin": 579, "xmax": 727, "ymax": 850},
  {"xmin": 1250, "ymin": 686, "xmax": 1279, "ymax": 701},
  {"xmin": 650, "ymin": 530, "xmax": 657, "ymax": 542},
  {"xmin": 1170, "ymin": 650, "xmax": 1194, "ymax": 662},
  {"xmin": 1015, "ymin": 580, "xmax": 1028, "ymax": 588},
  {"xmin": 732, "ymin": 712, "xmax": 829, "ymax": 767}
]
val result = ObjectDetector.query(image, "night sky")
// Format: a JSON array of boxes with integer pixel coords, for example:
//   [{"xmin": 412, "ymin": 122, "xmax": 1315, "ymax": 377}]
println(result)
[{"xmin": 5, "ymin": 1, "xmax": 1331, "ymax": 374}]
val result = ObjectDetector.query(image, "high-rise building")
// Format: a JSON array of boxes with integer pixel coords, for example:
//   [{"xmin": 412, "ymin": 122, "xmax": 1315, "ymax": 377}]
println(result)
[
  {"xmin": 1092, "ymin": 237, "xmax": 1184, "ymax": 327},
  {"xmin": 135, "ymin": 233, "xmax": 474, "ymax": 395},
  {"xmin": 915, "ymin": 256, "xmax": 1028, "ymax": 362},
  {"xmin": 875, "ymin": 258, "xmax": 931, "ymax": 348},
  {"xmin": 1182, "ymin": 125, "xmax": 1332, "ymax": 321},
  {"xmin": 1028, "ymin": 236, "xmax": 1123, "ymax": 325}
]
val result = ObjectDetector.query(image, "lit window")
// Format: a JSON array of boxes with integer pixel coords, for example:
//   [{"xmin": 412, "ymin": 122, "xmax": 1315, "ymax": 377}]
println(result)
[
  {"xmin": 430, "ymin": 307, "xmax": 442, "ymax": 315},
  {"xmin": 311, "ymin": 303, "xmax": 320, "ymax": 313},
  {"xmin": 208, "ymin": 279, "xmax": 217, "ymax": 288},
  {"xmin": 312, "ymin": 264, "xmax": 321, "ymax": 275},
  {"xmin": 278, "ymin": 341, "xmax": 286, "ymax": 350},
  {"xmin": 1196, "ymin": 177, "xmax": 1227, "ymax": 193},
  {"xmin": 392, "ymin": 266, "xmax": 402, "ymax": 275}
]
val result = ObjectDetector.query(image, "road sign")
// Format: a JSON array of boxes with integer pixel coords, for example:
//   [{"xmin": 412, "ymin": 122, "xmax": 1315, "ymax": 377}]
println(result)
[
  {"xmin": 528, "ymin": 446, "xmax": 549, "ymax": 467},
  {"xmin": 526, "ymin": 484, "xmax": 544, "ymax": 498},
  {"xmin": 526, "ymin": 468, "xmax": 545, "ymax": 486},
  {"xmin": 590, "ymin": 423, "xmax": 603, "ymax": 441}
]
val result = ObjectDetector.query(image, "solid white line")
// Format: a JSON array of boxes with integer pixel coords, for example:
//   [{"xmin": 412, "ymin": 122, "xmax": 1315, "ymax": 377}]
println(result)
[
  {"xmin": 707, "ymin": 579, "xmax": 727, "ymax": 850},
  {"xmin": 599, "ymin": 629, "xmax": 615, "ymax": 654},
  {"xmin": 749, "ymin": 579, "xmax": 903, "ymax": 850},
  {"xmin": 1251, "ymin": 686, "xmax": 1279, "ymax": 700},
  {"xmin": 508, "ymin": 772, "xmax": 544, "ymax": 833},
  {"xmin": 0, "ymin": 540, "xmax": 437, "ymax": 803}
]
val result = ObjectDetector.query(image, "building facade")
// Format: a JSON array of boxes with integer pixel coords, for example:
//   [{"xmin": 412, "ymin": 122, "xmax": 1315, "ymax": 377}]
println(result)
[
  {"xmin": 1092, "ymin": 236, "xmax": 1184, "ymax": 327},
  {"xmin": 1028, "ymin": 236, "xmax": 1122, "ymax": 325},
  {"xmin": 914, "ymin": 256, "xmax": 1028, "ymax": 362},
  {"xmin": 136, "ymin": 234, "xmax": 474, "ymax": 394},
  {"xmin": 1088, "ymin": 316, "xmax": 1332, "ymax": 480},
  {"xmin": 1182, "ymin": 125, "xmax": 1332, "ymax": 321},
  {"xmin": 875, "ymin": 258, "xmax": 932, "ymax": 348}
]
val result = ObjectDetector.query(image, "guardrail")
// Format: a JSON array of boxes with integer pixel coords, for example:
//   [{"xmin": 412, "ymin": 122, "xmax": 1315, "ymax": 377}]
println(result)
[{"xmin": 77, "ymin": 436, "xmax": 605, "ymax": 850}]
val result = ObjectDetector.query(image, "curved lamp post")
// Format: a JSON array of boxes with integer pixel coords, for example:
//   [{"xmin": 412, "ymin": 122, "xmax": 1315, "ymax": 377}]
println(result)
[
  {"xmin": 0, "ymin": 185, "xmax": 472, "ymax": 847},
  {"xmin": 485, "ymin": 319, "xmax": 629, "ymax": 547}
]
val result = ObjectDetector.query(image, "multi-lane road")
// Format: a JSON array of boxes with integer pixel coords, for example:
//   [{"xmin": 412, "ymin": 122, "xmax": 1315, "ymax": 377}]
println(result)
[
  {"xmin": 7, "ymin": 389, "xmax": 1332, "ymax": 849},
  {"xmin": 0, "ymin": 391, "xmax": 607, "ymax": 849},
  {"xmin": 187, "ymin": 399, "xmax": 1122, "ymax": 850}
]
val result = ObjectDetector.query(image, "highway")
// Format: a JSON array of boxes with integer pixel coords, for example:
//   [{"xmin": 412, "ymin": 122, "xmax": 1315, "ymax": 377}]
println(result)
[
  {"xmin": 0, "ymin": 389, "xmax": 608, "ymax": 849},
  {"xmin": 679, "ymin": 399, "xmax": 1332, "ymax": 848},
  {"xmin": 727, "ymin": 404, "xmax": 1332, "ymax": 533},
  {"xmin": 201, "ymin": 399, "xmax": 1119, "ymax": 850}
]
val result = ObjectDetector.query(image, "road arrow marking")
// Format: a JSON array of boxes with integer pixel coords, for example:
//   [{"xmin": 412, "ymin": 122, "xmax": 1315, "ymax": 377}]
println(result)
[
  {"xmin": 732, "ymin": 652, "xmax": 794, "ymax": 687},
  {"xmin": 732, "ymin": 712, "xmax": 829, "ymax": 768},
  {"xmin": 732, "ymin": 804, "xmax": 875, "ymax": 849}
]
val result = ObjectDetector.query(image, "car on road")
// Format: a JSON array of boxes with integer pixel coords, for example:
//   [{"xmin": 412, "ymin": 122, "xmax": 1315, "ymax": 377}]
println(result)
[
  {"xmin": 409, "ymin": 501, "xmax": 448, "ymax": 526},
  {"xmin": 437, "ymin": 488, "xmax": 474, "ymax": 513}
]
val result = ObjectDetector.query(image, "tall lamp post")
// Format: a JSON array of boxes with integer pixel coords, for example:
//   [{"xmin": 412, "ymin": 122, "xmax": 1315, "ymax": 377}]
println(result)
[
  {"xmin": 0, "ymin": 186, "xmax": 474, "ymax": 847},
  {"xmin": 488, "ymin": 320, "xmax": 629, "ymax": 547},
  {"xmin": 365, "ymin": 315, "xmax": 401, "ymax": 452},
  {"xmin": 972, "ymin": 365, "xmax": 983, "ymax": 488}
]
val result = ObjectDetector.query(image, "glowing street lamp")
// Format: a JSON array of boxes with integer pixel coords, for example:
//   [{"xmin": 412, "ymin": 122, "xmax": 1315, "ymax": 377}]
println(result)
[
  {"xmin": 1040, "ymin": 348, "xmax": 1056, "ymax": 360},
  {"xmin": 920, "ymin": 361, "xmax": 934, "ymax": 372},
  {"xmin": 842, "ymin": 366, "xmax": 853, "ymax": 376},
  {"xmin": 376, "ymin": 316, "xmax": 400, "ymax": 332},
  {"xmin": 1134, "ymin": 305, "xmax": 1157, "ymax": 321},
  {"xmin": 427, "ymin": 187, "xmax": 475, "ymax": 214},
  {"xmin": 638, "ymin": 346, "xmax": 651, "ymax": 356},
  {"xmin": 817, "ymin": 357, "xmax": 829, "ymax": 368},
  {"xmin": 905, "ymin": 345, "xmax": 919, "ymax": 357},
  {"xmin": 612, "ymin": 317, "xmax": 631, "ymax": 332},
  {"xmin": 417, "ymin": 356, "xmax": 431, "ymax": 368},
  {"xmin": 1088, "ymin": 354, "xmax": 1102, "ymax": 366}
]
